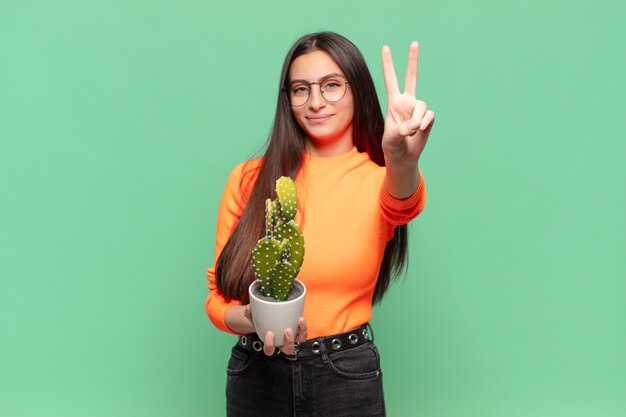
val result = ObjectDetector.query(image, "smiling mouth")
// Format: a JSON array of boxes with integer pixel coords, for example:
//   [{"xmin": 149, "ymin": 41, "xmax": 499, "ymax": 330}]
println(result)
[{"xmin": 307, "ymin": 115, "xmax": 333, "ymax": 124}]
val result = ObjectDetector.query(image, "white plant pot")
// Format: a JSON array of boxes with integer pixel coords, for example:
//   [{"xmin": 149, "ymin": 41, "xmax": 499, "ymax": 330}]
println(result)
[{"xmin": 248, "ymin": 279, "xmax": 306, "ymax": 347}]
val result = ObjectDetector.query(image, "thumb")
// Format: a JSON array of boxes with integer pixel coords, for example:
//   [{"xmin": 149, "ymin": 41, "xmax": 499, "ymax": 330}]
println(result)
[
  {"xmin": 244, "ymin": 304, "xmax": 252, "ymax": 321},
  {"xmin": 398, "ymin": 118, "xmax": 421, "ymax": 137}
]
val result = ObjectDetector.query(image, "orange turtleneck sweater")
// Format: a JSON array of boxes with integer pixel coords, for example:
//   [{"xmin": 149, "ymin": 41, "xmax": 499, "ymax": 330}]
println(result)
[{"xmin": 205, "ymin": 146, "xmax": 426, "ymax": 339}]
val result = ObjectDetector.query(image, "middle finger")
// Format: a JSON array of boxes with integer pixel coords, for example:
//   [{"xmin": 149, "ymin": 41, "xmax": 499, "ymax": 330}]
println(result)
[
  {"xmin": 404, "ymin": 41, "xmax": 419, "ymax": 97},
  {"xmin": 280, "ymin": 328, "xmax": 295, "ymax": 355},
  {"xmin": 295, "ymin": 318, "xmax": 308, "ymax": 343}
]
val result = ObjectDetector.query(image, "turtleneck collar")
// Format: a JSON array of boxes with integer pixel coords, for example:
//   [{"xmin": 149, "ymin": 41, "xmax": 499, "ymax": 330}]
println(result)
[{"xmin": 303, "ymin": 146, "xmax": 366, "ymax": 170}]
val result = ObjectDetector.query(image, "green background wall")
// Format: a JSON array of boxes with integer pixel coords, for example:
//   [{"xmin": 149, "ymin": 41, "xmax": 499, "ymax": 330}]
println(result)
[{"xmin": 1, "ymin": 1, "xmax": 624, "ymax": 416}]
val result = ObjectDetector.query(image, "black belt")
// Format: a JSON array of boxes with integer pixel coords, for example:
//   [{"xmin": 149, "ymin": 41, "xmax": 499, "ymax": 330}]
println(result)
[{"xmin": 237, "ymin": 323, "xmax": 373, "ymax": 361}]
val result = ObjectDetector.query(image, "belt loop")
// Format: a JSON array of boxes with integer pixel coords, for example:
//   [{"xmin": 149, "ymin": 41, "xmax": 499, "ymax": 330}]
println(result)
[
  {"xmin": 319, "ymin": 337, "xmax": 330, "ymax": 363},
  {"xmin": 366, "ymin": 322, "xmax": 375, "ymax": 343}
]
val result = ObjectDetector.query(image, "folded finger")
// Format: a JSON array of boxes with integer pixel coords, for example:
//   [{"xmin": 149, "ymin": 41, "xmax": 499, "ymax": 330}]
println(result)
[
  {"xmin": 420, "ymin": 110, "xmax": 435, "ymax": 131},
  {"xmin": 399, "ymin": 101, "xmax": 427, "ymax": 135},
  {"xmin": 411, "ymin": 100, "xmax": 427, "ymax": 122}
]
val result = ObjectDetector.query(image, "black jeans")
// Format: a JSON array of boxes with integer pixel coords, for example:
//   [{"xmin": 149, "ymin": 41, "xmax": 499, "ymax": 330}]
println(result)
[{"xmin": 226, "ymin": 340, "xmax": 386, "ymax": 416}]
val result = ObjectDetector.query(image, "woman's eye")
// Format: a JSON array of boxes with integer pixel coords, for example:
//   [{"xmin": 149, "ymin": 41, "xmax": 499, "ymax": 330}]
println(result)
[
  {"xmin": 323, "ymin": 81, "xmax": 341, "ymax": 90},
  {"xmin": 292, "ymin": 86, "xmax": 309, "ymax": 96}
]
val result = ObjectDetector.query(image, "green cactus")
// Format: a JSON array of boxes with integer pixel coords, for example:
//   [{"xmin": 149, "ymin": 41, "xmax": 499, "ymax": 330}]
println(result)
[{"xmin": 251, "ymin": 176, "xmax": 305, "ymax": 301}]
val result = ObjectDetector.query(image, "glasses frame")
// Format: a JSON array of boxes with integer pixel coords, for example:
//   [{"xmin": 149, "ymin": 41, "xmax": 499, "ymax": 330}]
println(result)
[{"xmin": 285, "ymin": 73, "xmax": 350, "ymax": 107}]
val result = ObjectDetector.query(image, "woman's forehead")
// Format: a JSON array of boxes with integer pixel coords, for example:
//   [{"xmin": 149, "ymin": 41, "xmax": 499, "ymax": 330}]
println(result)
[{"xmin": 289, "ymin": 50, "xmax": 344, "ymax": 81}]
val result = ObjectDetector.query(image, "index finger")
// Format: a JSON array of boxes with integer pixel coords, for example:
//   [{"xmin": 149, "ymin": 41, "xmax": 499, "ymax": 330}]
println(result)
[
  {"xmin": 382, "ymin": 45, "xmax": 400, "ymax": 95},
  {"xmin": 263, "ymin": 331, "xmax": 275, "ymax": 356},
  {"xmin": 404, "ymin": 41, "xmax": 419, "ymax": 96}
]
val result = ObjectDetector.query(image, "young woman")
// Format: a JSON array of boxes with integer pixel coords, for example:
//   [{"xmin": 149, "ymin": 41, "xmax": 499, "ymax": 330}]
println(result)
[{"xmin": 206, "ymin": 32, "xmax": 435, "ymax": 416}]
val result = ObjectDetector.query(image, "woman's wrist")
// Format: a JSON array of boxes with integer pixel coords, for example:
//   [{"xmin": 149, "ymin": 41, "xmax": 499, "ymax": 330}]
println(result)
[{"xmin": 383, "ymin": 161, "xmax": 420, "ymax": 200}]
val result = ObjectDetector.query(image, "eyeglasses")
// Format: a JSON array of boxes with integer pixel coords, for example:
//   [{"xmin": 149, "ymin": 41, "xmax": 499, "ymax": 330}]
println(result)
[{"xmin": 286, "ymin": 74, "xmax": 350, "ymax": 107}]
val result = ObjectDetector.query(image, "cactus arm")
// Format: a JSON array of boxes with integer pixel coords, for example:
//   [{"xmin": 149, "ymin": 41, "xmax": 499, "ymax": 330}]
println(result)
[
  {"xmin": 278, "ymin": 239, "xmax": 291, "ymax": 263},
  {"xmin": 274, "ymin": 220, "xmax": 305, "ymax": 272},
  {"xmin": 271, "ymin": 199, "xmax": 281, "ymax": 228},
  {"xmin": 265, "ymin": 198, "xmax": 273, "ymax": 239},
  {"xmin": 270, "ymin": 261, "xmax": 297, "ymax": 301},
  {"xmin": 275, "ymin": 177, "xmax": 298, "ymax": 222},
  {"xmin": 251, "ymin": 237, "xmax": 281, "ymax": 297}
]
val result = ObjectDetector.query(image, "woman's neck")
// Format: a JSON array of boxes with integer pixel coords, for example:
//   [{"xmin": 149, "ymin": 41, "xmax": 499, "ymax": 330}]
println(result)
[{"xmin": 305, "ymin": 135, "xmax": 354, "ymax": 158}]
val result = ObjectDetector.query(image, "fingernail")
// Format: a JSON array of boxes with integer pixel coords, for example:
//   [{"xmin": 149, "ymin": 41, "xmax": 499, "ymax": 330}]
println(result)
[{"xmin": 285, "ymin": 329, "xmax": 293, "ymax": 338}]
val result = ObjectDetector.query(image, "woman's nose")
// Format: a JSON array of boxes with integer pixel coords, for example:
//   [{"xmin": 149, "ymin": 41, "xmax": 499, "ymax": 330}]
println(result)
[{"xmin": 307, "ymin": 85, "xmax": 326, "ymax": 111}]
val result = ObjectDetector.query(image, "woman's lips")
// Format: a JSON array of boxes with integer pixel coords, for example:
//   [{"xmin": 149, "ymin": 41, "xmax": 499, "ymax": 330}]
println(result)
[{"xmin": 306, "ymin": 115, "xmax": 333, "ymax": 124}]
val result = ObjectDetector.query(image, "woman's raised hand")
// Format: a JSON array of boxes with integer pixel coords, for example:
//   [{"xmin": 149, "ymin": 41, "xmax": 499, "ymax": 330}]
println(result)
[{"xmin": 381, "ymin": 42, "xmax": 435, "ymax": 165}]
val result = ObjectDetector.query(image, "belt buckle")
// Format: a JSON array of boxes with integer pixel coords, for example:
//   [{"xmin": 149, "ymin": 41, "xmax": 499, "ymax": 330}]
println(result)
[{"xmin": 282, "ymin": 342, "xmax": 299, "ymax": 361}]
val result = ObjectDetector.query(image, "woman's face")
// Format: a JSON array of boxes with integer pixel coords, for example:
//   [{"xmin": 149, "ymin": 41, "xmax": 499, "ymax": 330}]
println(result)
[{"xmin": 288, "ymin": 50, "xmax": 354, "ymax": 155}]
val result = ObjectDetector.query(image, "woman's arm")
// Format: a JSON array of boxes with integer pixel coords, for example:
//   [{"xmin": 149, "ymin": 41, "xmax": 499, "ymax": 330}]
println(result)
[
  {"xmin": 205, "ymin": 162, "xmax": 253, "ymax": 335},
  {"xmin": 381, "ymin": 42, "xmax": 435, "ymax": 198}
]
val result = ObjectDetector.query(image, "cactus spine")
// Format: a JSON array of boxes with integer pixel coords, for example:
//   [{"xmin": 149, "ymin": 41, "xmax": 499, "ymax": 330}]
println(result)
[{"xmin": 251, "ymin": 177, "xmax": 305, "ymax": 301}]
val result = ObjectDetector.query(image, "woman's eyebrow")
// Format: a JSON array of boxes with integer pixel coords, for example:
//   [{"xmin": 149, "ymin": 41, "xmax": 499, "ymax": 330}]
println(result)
[{"xmin": 289, "ymin": 73, "xmax": 345, "ymax": 84}]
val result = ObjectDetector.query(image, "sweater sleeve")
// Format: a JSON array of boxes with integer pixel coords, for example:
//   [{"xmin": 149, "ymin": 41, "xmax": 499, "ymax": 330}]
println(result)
[
  {"xmin": 379, "ymin": 169, "xmax": 427, "ymax": 226},
  {"xmin": 205, "ymin": 162, "xmax": 256, "ymax": 335}
]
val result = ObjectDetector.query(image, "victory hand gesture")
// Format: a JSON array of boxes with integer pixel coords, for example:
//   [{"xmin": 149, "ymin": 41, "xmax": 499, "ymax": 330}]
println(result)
[{"xmin": 381, "ymin": 42, "xmax": 435, "ymax": 165}]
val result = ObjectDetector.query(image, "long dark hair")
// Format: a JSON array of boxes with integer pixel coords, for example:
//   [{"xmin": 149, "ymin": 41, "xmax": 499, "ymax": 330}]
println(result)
[{"xmin": 216, "ymin": 32, "xmax": 408, "ymax": 304}]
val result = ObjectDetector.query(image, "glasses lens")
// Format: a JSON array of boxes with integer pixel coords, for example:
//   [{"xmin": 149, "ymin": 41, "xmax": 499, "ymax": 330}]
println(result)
[
  {"xmin": 321, "ymin": 78, "xmax": 347, "ymax": 102},
  {"xmin": 289, "ymin": 84, "xmax": 310, "ymax": 107}
]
